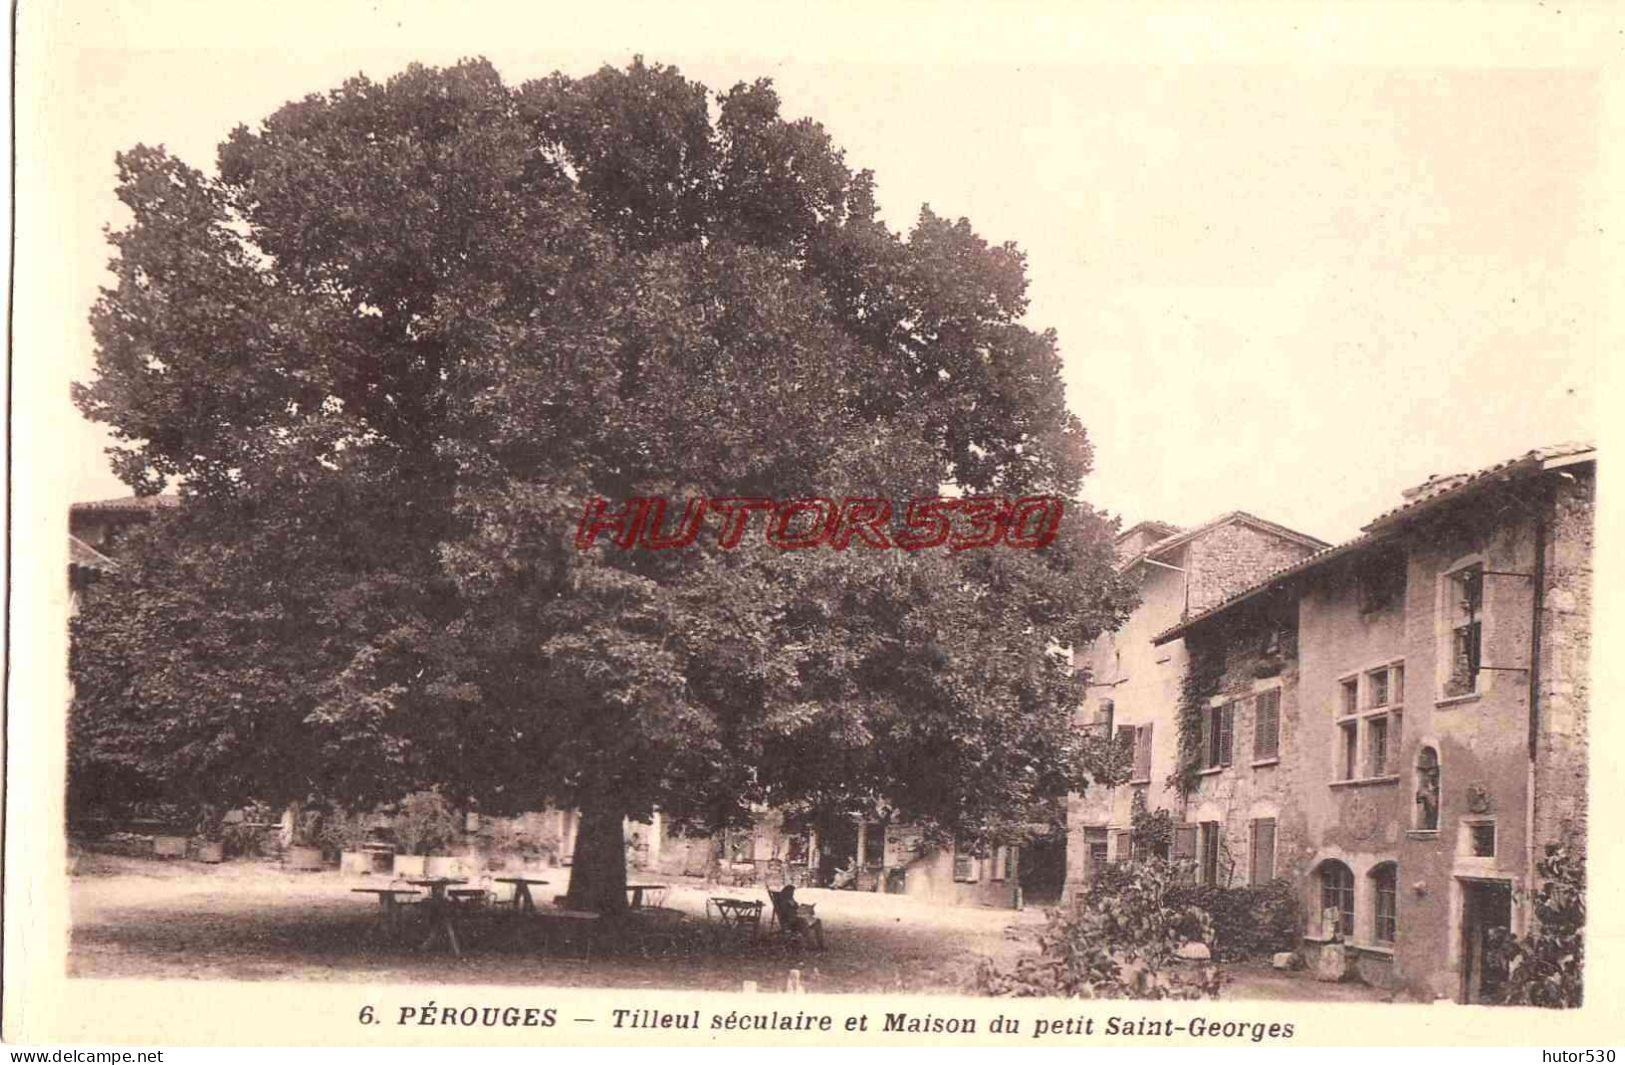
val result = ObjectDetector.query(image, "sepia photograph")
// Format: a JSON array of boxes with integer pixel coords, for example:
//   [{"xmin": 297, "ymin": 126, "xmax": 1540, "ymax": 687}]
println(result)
[{"xmin": 7, "ymin": 0, "xmax": 1619, "ymax": 1050}]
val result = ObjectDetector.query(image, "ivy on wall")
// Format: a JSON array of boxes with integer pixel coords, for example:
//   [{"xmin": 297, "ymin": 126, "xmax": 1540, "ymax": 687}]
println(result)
[
  {"xmin": 1131, "ymin": 789, "xmax": 1173, "ymax": 858},
  {"xmin": 1168, "ymin": 645, "xmax": 1226, "ymax": 797}
]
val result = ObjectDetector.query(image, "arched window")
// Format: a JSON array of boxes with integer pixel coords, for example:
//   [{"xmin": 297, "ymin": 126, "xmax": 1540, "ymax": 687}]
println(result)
[
  {"xmin": 1318, "ymin": 860, "xmax": 1355, "ymax": 939},
  {"xmin": 1415, "ymin": 747, "xmax": 1440, "ymax": 831},
  {"xmin": 1370, "ymin": 862, "xmax": 1398, "ymax": 944}
]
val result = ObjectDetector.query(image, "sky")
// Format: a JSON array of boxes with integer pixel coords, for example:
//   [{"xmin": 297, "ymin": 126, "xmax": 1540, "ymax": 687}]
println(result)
[{"xmin": 29, "ymin": 2, "xmax": 1612, "ymax": 543}]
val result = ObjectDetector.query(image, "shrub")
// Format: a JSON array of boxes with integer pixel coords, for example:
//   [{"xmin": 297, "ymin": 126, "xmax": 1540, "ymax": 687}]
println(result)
[
  {"xmin": 393, "ymin": 790, "xmax": 459, "ymax": 856},
  {"xmin": 977, "ymin": 859, "xmax": 1222, "ymax": 999},
  {"xmin": 1167, "ymin": 879, "xmax": 1301, "ymax": 961},
  {"xmin": 322, "ymin": 807, "xmax": 378, "ymax": 852},
  {"xmin": 1494, "ymin": 843, "xmax": 1585, "ymax": 1008},
  {"xmin": 1130, "ymin": 793, "xmax": 1172, "ymax": 860}
]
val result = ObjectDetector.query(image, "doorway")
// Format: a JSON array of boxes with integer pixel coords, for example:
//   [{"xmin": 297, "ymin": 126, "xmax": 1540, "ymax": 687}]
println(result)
[
  {"xmin": 1019, "ymin": 833, "xmax": 1067, "ymax": 904},
  {"xmin": 1459, "ymin": 879, "xmax": 1513, "ymax": 1004}
]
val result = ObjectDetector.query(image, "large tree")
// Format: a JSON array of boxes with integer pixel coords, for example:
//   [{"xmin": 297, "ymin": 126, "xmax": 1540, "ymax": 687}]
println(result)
[{"xmin": 72, "ymin": 58, "xmax": 1136, "ymax": 911}]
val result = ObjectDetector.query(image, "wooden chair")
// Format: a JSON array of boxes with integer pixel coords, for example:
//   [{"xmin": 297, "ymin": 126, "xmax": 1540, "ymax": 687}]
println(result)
[{"xmin": 766, "ymin": 886, "xmax": 825, "ymax": 951}]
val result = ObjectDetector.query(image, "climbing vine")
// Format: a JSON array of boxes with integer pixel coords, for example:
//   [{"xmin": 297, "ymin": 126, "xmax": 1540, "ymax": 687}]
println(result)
[
  {"xmin": 1168, "ymin": 646, "xmax": 1226, "ymax": 797},
  {"xmin": 1130, "ymin": 790, "xmax": 1173, "ymax": 859}
]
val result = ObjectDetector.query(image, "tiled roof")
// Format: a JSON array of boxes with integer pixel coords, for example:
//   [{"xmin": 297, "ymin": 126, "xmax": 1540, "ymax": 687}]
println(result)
[
  {"xmin": 1115, "ymin": 519, "xmax": 1182, "ymax": 545},
  {"xmin": 1149, "ymin": 531, "xmax": 1385, "ymax": 645},
  {"xmin": 69, "ymin": 535, "xmax": 117, "ymax": 572},
  {"xmin": 1150, "ymin": 442, "xmax": 1595, "ymax": 646},
  {"xmin": 1119, "ymin": 510, "xmax": 1329, "ymax": 573},
  {"xmin": 1361, "ymin": 443, "xmax": 1595, "ymax": 532}
]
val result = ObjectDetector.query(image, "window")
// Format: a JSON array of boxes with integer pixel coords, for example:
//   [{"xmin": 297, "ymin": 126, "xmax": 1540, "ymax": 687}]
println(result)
[
  {"xmin": 1204, "ymin": 703, "xmax": 1235, "ymax": 769},
  {"xmin": 1335, "ymin": 663, "xmax": 1405, "ymax": 781},
  {"xmin": 1115, "ymin": 724, "xmax": 1136, "ymax": 764},
  {"xmin": 1414, "ymin": 747, "xmax": 1440, "ymax": 830},
  {"xmin": 1250, "ymin": 818, "xmax": 1277, "ymax": 886},
  {"xmin": 1132, "ymin": 724, "xmax": 1154, "ymax": 781},
  {"xmin": 953, "ymin": 849, "xmax": 979, "ymax": 882},
  {"xmin": 1468, "ymin": 821, "xmax": 1496, "ymax": 858},
  {"xmin": 1199, "ymin": 822, "xmax": 1222, "ymax": 885},
  {"xmin": 1371, "ymin": 863, "xmax": 1398, "ymax": 944},
  {"xmin": 1113, "ymin": 830, "xmax": 1133, "ymax": 863},
  {"xmin": 1093, "ymin": 699, "xmax": 1116, "ymax": 738},
  {"xmin": 1084, "ymin": 828, "xmax": 1109, "ymax": 879},
  {"xmin": 1254, "ymin": 689, "xmax": 1281, "ymax": 761},
  {"xmin": 1340, "ymin": 720, "xmax": 1359, "ymax": 780},
  {"xmin": 1367, "ymin": 716, "xmax": 1389, "ymax": 777},
  {"xmin": 1369, "ymin": 669, "xmax": 1390, "ymax": 709},
  {"xmin": 1319, "ymin": 860, "xmax": 1355, "ymax": 939},
  {"xmin": 1172, "ymin": 824, "xmax": 1199, "ymax": 864},
  {"xmin": 1445, "ymin": 564, "xmax": 1484, "ymax": 697}
]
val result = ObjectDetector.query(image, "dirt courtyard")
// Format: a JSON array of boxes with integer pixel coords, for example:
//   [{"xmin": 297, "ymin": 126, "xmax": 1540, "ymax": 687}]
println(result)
[
  {"xmin": 68, "ymin": 852, "xmax": 1388, "ymax": 1002},
  {"xmin": 69, "ymin": 852, "xmax": 1041, "ymax": 993}
]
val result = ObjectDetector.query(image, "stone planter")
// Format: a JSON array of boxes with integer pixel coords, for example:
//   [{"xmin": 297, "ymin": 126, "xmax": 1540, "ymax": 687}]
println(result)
[
  {"xmin": 153, "ymin": 836, "xmax": 188, "ymax": 858},
  {"xmin": 284, "ymin": 845, "xmax": 325, "ymax": 871},
  {"xmin": 425, "ymin": 854, "xmax": 467, "ymax": 879},
  {"xmin": 339, "ymin": 850, "xmax": 373, "ymax": 876},
  {"xmin": 195, "ymin": 841, "xmax": 225, "ymax": 864},
  {"xmin": 393, "ymin": 854, "xmax": 428, "ymax": 878}
]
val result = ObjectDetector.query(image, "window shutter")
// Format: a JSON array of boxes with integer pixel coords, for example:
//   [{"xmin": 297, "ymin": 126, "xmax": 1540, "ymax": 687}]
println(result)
[
  {"xmin": 1116, "ymin": 724, "xmax": 1136, "ymax": 756},
  {"xmin": 1220, "ymin": 704, "xmax": 1235, "ymax": 766},
  {"xmin": 1250, "ymin": 819, "xmax": 1276, "ymax": 886},
  {"xmin": 1134, "ymin": 724, "xmax": 1153, "ymax": 779},
  {"xmin": 1172, "ymin": 824, "xmax": 1198, "ymax": 860},
  {"xmin": 1201, "ymin": 709, "xmax": 1214, "ymax": 767},
  {"xmin": 1113, "ymin": 829, "xmax": 1133, "ymax": 862},
  {"xmin": 1254, "ymin": 691, "xmax": 1280, "ymax": 760}
]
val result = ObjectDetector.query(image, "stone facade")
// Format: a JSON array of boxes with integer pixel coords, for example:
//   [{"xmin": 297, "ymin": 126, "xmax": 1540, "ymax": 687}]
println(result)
[
  {"xmin": 1065, "ymin": 513, "xmax": 1327, "ymax": 899},
  {"xmin": 1142, "ymin": 446, "xmax": 1594, "ymax": 1003}
]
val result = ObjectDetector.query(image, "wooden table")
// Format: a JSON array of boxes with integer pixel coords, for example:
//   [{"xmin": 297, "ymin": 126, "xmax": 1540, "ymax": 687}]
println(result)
[
  {"xmin": 624, "ymin": 883, "xmax": 669, "ymax": 909},
  {"xmin": 405, "ymin": 878, "xmax": 469, "ymax": 956},
  {"xmin": 350, "ymin": 887, "xmax": 421, "ymax": 939},
  {"xmin": 493, "ymin": 876, "xmax": 551, "ymax": 913},
  {"xmin": 707, "ymin": 896, "xmax": 764, "ymax": 947}
]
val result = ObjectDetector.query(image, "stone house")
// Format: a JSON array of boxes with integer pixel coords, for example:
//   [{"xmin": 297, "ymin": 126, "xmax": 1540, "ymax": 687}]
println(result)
[
  {"xmin": 1065, "ymin": 513, "xmax": 1329, "ymax": 891},
  {"xmin": 1147, "ymin": 444, "xmax": 1593, "ymax": 1002}
]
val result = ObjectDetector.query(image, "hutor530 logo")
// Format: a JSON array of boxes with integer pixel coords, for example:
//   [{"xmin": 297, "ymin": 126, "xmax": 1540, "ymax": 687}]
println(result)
[{"xmin": 575, "ymin": 496, "xmax": 1065, "ymax": 552}]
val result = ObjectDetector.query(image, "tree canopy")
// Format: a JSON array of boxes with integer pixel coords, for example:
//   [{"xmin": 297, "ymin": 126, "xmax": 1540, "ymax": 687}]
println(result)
[{"xmin": 72, "ymin": 57, "xmax": 1136, "ymax": 908}]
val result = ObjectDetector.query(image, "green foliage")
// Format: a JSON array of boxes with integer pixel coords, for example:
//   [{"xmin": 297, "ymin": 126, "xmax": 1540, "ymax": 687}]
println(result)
[
  {"xmin": 1167, "ymin": 879, "xmax": 1301, "ymax": 962},
  {"xmin": 1129, "ymin": 791, "xmax": 1172, "ymax": 859},
  {"xmin": 70, "ymin": 56, "xmax": 1137, "ymax": 910},
  {"xmin": 977, "ymin": 859, "xmax": 1222, "ymax": 999},
  {"xmin": 322, "ymin": 807, "xmax": 378, "ymax": 851},
  {"xmin": 1494, "ymin": 843, "xmax": 1585, "ymax": 1008},
  {"xmin": 221, "ymin": 800, "xmax": 275, "ymax": 858},
  {"xmin": 392, "ymin": 791, "xmax": 459, "ymax": 856},
  {"xmin": 1168, "ymin": 647, "xmax": 1225, "ymax": 797}
]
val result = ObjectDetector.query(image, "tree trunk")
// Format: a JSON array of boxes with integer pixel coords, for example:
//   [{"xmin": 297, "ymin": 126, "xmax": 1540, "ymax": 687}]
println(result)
[{"xmin": 563, "ymin": 796, "xmax": 628, "ymax": 914}]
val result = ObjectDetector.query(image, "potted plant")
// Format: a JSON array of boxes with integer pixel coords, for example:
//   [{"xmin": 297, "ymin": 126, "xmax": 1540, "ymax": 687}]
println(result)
[
  {"xmin": 192, "ymin": 805, "xmax": 225, "ymax": 864},
  {"xmin": 284, "ymin": 807, "xmax": 327, "ymax": 871},
  {"xmin": 329, "ymin": 808, "xmax": 376, "ymax": 875},
  {"xmin": 392, "ymin": 790, "xmax": 458, "ymax": 877}
]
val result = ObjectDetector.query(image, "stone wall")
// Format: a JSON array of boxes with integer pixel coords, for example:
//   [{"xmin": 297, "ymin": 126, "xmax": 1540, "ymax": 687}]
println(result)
[
  {"xmin": 1185, "ymin": 521, "xmax": 1322, "ymax": 616},
  {"xmin": 1533, "ymin": 467, "xmax": 1593, "ymax": 852},
  {"xmin": 1180, "ymin": 597, "xmax": 1307, "ymax": 891}
]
